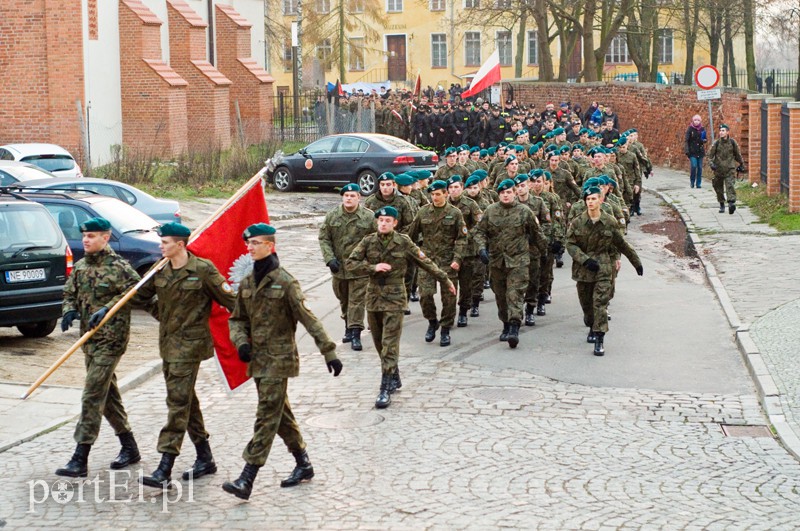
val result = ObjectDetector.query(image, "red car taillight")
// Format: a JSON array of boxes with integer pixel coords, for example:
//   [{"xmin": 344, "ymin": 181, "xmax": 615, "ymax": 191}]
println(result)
[
  {"xmin": 65, "ymin": 245, "xmax": 74, "ymax": 277},
  {"xmin": 431, "ymin": 154, "xmax": 439, "ymax": 163},
  {"xmin": 174, "ymin": 209, "xmax": 181, "ymax": 218},
  {"xmin": 392, "ymin": 155, "xmax": 415, "ymax": 165}
]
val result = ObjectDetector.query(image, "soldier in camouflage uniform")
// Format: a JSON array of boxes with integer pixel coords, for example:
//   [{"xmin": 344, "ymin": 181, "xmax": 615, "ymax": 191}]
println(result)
[
  {"xmin": 531, "ymin": 170, "xmax": 564, "ymax": 305},
  {"xmin": 347, "ymin": 206, "xmax": 455, "ymax": 409},
  {"xmin": 464, "ymin": 174, "xmax": 490, "ymax": 316},
  {"xmin": 475, "ymin": 179, "xmax": 546, "ymax": 349},
  {"xmin": 56, "ymin": 217, "xmax": 141, "ymax": 478},
  {"xmin": 407, "ymin": 180, "xmax": 467, "ymax": 347},
  {"xmin": 434, "ymin": 147, "xmax": 470, "ymax": 182},
  {"xmin": 625, "ymin": 129, "xmax": 652, "ymax": 214},
  {"xmin": 615, "ymin": 136, "xmax": 641, "ymax": 210},
  {"xmin": 548, "ymin": 151, "xmax": 582, "ymax": 209},
  {"xmin": 446, "ymin": 176, "xmax": 483, "ymax": 327},
  {"xmin": 707, "ymin": 124, "xmax": 744, "ymax": 214},
  {"xmin": 566, "ymin": 187, "xmax": 643, "ymax": 356},
  {"xmin": 223, "ymin": 223, "xmax": 342, "ymax": 501},
  {"xmin": 135, "ymin": 222, "xmax": 236, "ymax": 488},
  {"xmin": 319, "ymin": 183, "xmax": 376, "ymax": 351},
  {"xmin": 514, "ymin": 173, "xmax": 550, "ymax": 325}
]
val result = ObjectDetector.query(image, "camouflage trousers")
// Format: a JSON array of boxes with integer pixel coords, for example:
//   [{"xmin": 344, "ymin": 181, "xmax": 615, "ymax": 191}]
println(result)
[
  {"xmin": 157, "ymin": 361, "xmax": 209, "ymax": 455},
  {"xmin": 332, "ymin": 276, "xmax": 368, "ymax": 330},
  {"xmin": 576, "ymin": 278, "xmax": 613, "ymax": 333},
  {"xmin": 404, "ymin": 261, "xmax": 417, "ymax": 309},
  {"xmin": 538, "ymin": 252, "xmax": 555, "ymax": 297},
  {"xmin": 367, "ymin": 310, "xmax": 404, "ymax": 375},
  {"xmin": 456, "ymin": 257, "xmax": 476, "ymax": 311},
  {"xmin": 489, "ymin": 263, "xmax": 528, "ymax": 325},
  {"xmin": 712, "ymin": 173, "xmax": 737, "ymax": 204},
  {"xmin": 469, "ymin": 257, "xmax": 485, "ymax": 303},
  {"xmin": 74, "ymin": 353, "xmax": 131, "ymax": 444},
  {"xmin": 243, "ymin": 377, "xmax": 305, "ymax": 467},
  {"xmin": 523, "ymin": 252, "xmax": 542, "ymax": 304},
  {"xmin": 419, "ymin": 267, "xmax": 458, "ymax": 328}
]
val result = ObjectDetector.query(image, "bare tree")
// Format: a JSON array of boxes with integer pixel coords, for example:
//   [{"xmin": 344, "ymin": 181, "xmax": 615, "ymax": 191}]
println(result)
[{"xmin": 581, "ymin": 0, "xmax": 633, "ymax": 81}]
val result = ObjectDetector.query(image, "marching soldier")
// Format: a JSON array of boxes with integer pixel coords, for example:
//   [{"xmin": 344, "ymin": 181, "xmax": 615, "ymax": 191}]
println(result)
[
  {"xmin": 223, "ymin": 223, "xmax": 342, "ymax": 500},
  {"xmin": 434, "ymin": 147, "xmax": 470, "ymax": 181},
  {"xmin": 708, "ymin": 124, "xmax": 744, "ymax": 214},
  {"xmin": 514, "ymin": 174, "xmax": 550, "ymax": 325},
  {"xmin": 446, "ymin": 176, "xmax": 483, "ymax": 327},
  {"xmin": 364, "ymin": 173, "xmax": 415, "ymax": 232}
]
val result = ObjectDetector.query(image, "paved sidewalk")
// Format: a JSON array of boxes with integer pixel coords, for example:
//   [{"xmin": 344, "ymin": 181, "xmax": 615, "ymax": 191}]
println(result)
[{"xmin": 648, "ymin": 167, "xmax": 800, "ymax": 459}]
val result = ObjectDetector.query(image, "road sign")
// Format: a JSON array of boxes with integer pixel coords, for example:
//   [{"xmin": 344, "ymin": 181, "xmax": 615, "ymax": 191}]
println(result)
[
  {"xmin": 697, "ymin": 88, "xmax": 722, "ymax": 101},
  {"xmin": 695, "ymin": 65, "xmax": 720, "ymax": 89}
]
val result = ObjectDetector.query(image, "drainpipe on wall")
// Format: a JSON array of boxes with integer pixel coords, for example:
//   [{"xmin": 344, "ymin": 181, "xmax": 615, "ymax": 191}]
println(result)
[{"xmin": 208, "ymin": 0, "xmax": 215, "ymax": 65}]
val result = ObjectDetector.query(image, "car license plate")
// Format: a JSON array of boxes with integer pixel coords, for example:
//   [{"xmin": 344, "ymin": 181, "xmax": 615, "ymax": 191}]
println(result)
[{"xmin": 5, "ymin": 268, "xmax": 46, "ymax": 283}]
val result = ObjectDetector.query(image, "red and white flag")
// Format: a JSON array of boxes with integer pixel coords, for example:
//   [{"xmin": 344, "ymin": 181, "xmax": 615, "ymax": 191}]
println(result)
[
  {"xmin": 188, "ymin": 179, "xmax": 269, "ymax": 392},
  {"xmin": 413, "ymin": 73, "xmax": 421, "ymax": 97},
  {"xmin": 460, "ymin": 50, "xmax": 501, "ymax": 99}
]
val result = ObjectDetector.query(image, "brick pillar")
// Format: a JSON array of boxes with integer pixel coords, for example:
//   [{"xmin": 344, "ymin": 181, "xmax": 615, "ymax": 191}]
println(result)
[
  {"xmin": 788, "ymin": 102, "xmax": 800, "ymax": 213},
  {"xmin": 167, "ymin": 0, "xmax": 232, "ymax": 152},
  {"xmin": 119, "ymin": 0, "xmax": 188, "ymax": 157},
  {"xmin": 745, "ymin": 94, "xmax": 770, "ymax": 184},
  {"xmin": 765, "ymin": 97, "xmax": 793, "ymax": 196},
  {"xmin": 215, "ymin": 4, "xmax": 275, "ymax": 144}
]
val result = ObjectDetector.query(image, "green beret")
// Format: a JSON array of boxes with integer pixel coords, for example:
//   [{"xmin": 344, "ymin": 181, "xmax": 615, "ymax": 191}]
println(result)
[
  {"xmin": 414, "ymin": 170, "xmax": 433, "ymax": 180},
  {"xmin": 583, "ymin": 186, "xmax": 602, "ymax": 198},
  {"xmin": 559, "ymin": 146, "xmax": 571, "ymax": 154},
  {"xmin": 572, "ymin": 143, "xmax": 584, "ymax": 152},
  {"xmin": 616, "ymin": 135, "xmax": 628, "ymax": 146},
  {"xmin": 446, "ymin": 175, "xmax": 463, "ymax": 186},
  {"xmin": 530, "ymin": 169, "xmax": 544, "ymax": 178},
  {"xmin": 395, "ymin": 174, "xmax": 415, "ymax": 187},
  {"xmin": 545, "ymin": 144, "xmax": 557, "ymax": 152},
  {"xmin": 444, "ymin": 147, "xmax": 457, "ymax": 156},
  {"xmin": 719, "ymin": 124, "xmax": 730, "ymax": 131},
  {"xmin": 587, "ymin": 147, "xmax": 600, "ymax": 156},
  {"xmin": 479, "ymin": 149, "xmax": 488, "ymax": 157},
  {"xmin": 543, "ymin": 170, "xmax": 552, "ymax": 181},
  {"xmin": 340, "ymin": 183, "xmax": 361, "ymax": 195},
  {"xmin": 583, "ymin": 177, "xmax": 603, "ymax": 189},
  {"xmin": 80, "ymin": 217, "xmax": 111, "ymax": 232},
  {"xmin": 528, "ymin": 145, "xmax": 537, "ymax": 156},
  {"xmin": 473, "ymin": 169, "xmax": 488, "ymax": 177},
  {"xmin": 504, "ymin": 155, "xmax": 517, "ymax": 166},
  {"xmin": 544, "ymin": 151, "xmax": 558, "ymax": 160},
  {"xmin": 599, "ymin": 175, "xmax": 612, "ymax": 185},
  {"xmin": 553, "ymin": 127, "xmax": 565, "ymax": 135},
  {"xmin": 514, "ymin": 145, "xmax": 524, "ymax": 152},
  {"xmin": 496, "ymin": 178, "xmax": 516, "ymax": 192},
  {"xmin": 514, "ymin": 174, "xmax": 529, "ymax": 184},
  {"xmin": 487, "ymin": 147, "xmax": 497, "ymax": 156},
  {"xmin": 427, "ymin": 180, "xmax": 448, "ymax": 193},
  {"xmin": 242, "ymin": 223, "xmax": 276, "ymax": 240},
  {"xmin": 378, "ymin": 172, "xmax": 396, "ymax": 182},
  {"xmin": 543, "ymin": 132, "xmax": 554, "ymax": 139},
  {"xmin": 457, "ymin": 146, "xmax": 469, "ymax": 154},
  {"xmin": 579, "ymin": 128, "xmax": 589, "ymax": 135},
  {"xmin": 465, "ymin": 175, "xmax": 481, "ymax": 188},
  {"xmin": 470, "ymin": 147, "xmax": 480, "ymax": 153},
  {"xmin": 498, "ymin": 142, "xmax": 508, "ymax": 148},
  {"xmin": 157, "ymin": 222, "xmax": 191, "ymax": 238},
  {"xmin": 374, "ymin": 206, "xmax": 399, "ymax": 219}
]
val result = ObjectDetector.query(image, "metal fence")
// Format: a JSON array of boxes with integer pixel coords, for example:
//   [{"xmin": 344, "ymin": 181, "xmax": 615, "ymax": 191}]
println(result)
[{"xmin": 272, "ymin": 92, "xmax": 376, "ymax": 143}]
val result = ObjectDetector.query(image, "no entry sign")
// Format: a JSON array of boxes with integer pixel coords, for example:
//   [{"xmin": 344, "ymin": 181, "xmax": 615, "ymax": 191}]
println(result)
[{"xmin": 695, "ymin": 65, "xmax": 720, "ymax": 90}]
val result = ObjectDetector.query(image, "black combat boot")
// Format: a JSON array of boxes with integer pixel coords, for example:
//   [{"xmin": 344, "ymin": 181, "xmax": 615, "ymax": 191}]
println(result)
[
  {"xmin": 141, "ymin": 453, "xmax": 176, "ymax": 489},
  {"xmin": 719, "ymin": 202, "xmax": 725, "ymax": 213},
  {"xmin": 110, "ymin": 431, "xmax": 140, "ymax": 470},
  {"xmin": 537, "ymin": 294, "xmax": 547, "ymax": 316},
  {"xmin": 280, "ymin": 450, "xmax": 315, "ymax": 488},
  {"xmin": 499, "ymin": 323, "xmax": 510, "ymax": 342},
  {"xmin": 507, "ymin": 323, "xmax": 520, "ymax": 349},
  {"xmin": 524, "ymin": 304, "xmax": 536, "ymax": 326},
  {"xmin": 182, "ymin": 439, "xmax": 217, "ymax": 480},
  {"xmin": 728, "ymin": 201, "xmax": 736, "ymax": 214},
  {"xmin": 350, "ymin": 328, "xmax": 363, "ymax": 351},
  {"xmin": 594, "ymin": 332, "xmax": 606, "ymax": 356},
  {"xmin": 409, "ymin": 287, "xmax": 420, "ymax": 302},
  {"xmin": 470, "ymin": 300, "xmax": 480, "ymax": 317},
  {"xmin": 587, "ymin": 330, "xmax": 597, "ymax": 343},
  {"xmin": 222, "ymin": 463, "xmax": 261, "ymax": 500},
  {"xmin": 342, "ymin": 326, "xmax": 352, "ymax": 343},
  {"xmin": 391, "ymin": 368, "xmax": 402, "ymax": 393},
  {"xmin": 55, "ymin": 443, "xmax": 91, "ymax": 478},
  {"xmin": 555, "ymin": 251, "xmax": 564, "ymax": 268},
  {"xmin": 546, "ymin": 294, "xmax": 552, "ymax": 304},
  {"xmin": 457, "ymin": 309, "xmax": 468, "ymax": 327},
  {"xmin": 483, "ymin": 279, "xmax": 490, "ymax": 290},
  {"xmin": 440, "ymin": 327, "xmax": 451, "ymax": 347},
  {"xmin": 375, "ymin": 374, "xmax": 392, "ymax": 409},
  {"xmin": 424, "ymin": 319, "xmax": 439, "ymax": 342}
]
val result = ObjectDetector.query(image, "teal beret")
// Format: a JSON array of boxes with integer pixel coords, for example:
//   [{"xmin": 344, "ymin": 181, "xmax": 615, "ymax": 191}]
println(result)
[
  {"xmin": 473, "ymin": 169, "xmax": 488, "ymax": 177},
  {"xmin": 504, "ymin": 155, "xmax": 518, "ymax": 166},
  {"xmin": 553, "ymin": 127, "xmax": 565, "ymax": 135},
  {"xmin": 572, "ymin": 143, "xmax": 584, "ymax": 152},
  {"xmin": 374, "ymin": 206, "xmax": 399, "ymax": 219},
  {"xmin": 479, "ymin": 149, "xmax": 488, "ymax": 157},
  {"xmin": 457, "ymin": 145, "xmax": 469, "ymax": 153},
  {"xmin": 607, "ymin": 178, "xmax": 618, "ymax": 189},
  {"xmin": 427, "ymin": 180, "xmax": 448, "ymax": 192},
  {"xmin": 559, "ymin": 146, "xmax": 571, "ymax": 154},
  {"xmin": 543, "ymin": 170, "xmax": 552, "ymax": 181},
  {"xmin": 446, "ymin": 175, "xmax": 463, "ymax": 186},
  {"xmin": 616, "ymin": 135, "xmax": 628, "ymax": 146},
  {"xmin": 579, "ymin": 128, "xmax": 589, "ymax": 135},
  {"xmin": 719, "ymin": 124, "xmax": 730, "ymax": 131},
  {"xmin": 340, "ymin": 183, "xmax": 361, "ymax": 195},
  {"xmin": 530, "ymin": 169, "xmax": 544, "ymax": 178},
  {"xmin": 496, "ymin": 178, "xmax": 516, "ymax": 192},
  {"xmin": 528, "ymin": 145, "xmax": 537, "ymax": 156},
  {"xmin": 498, "ymin": 141, "xmax": 508, "ymax": 148},
  {"xmin": 514, "ymin": 145, "xmax": 524, "ymax": 152},
  {"xmin": 157, "ymin": 222, "xmax": 191, "ymax": 238},
  {"xmin": 444, "ymin": 147, "xmax": 457, "ymax": 156},
  {"xmin": 487, "ymin": 147, "xmax": 497, "ymax": 156},
  {"xmin": 514, "ymin": 174, "xmax": 529, "ymax": 184},
  {"xmin": 414, "ymin": 170, "xmax": 433, "ymax": 180},
  {"xmin": 583, "ymin": 186, "xmax": 602, "ymax": 198},
  {"xmin": 242, "ymin": 223, "xmax": 276, "ymax": 240},
  {"xmin": 583, "ymin": 177, "xmax": 603, "ymax": 189},
  {"xmin": 465, "ymin": 175, "xmax": 481, "ymax": 188},
  {"xmin": 80, "ymin": 217, "xmax": 111, "ymax": 232},
  {"xmin": 544, "ymin": 151, "xmax": 558, "ymax": 160},
  {"xmin": 378, "ymin": 172, "xmax": 396, "ymax": 182},
  {"xmin": 545, "ymin": 144, "xmax": 557, "ymax": 152},
  {"xmin": 395, "ymin": 174, "xmax": 415, "ymax": 187},
  {"xmin": 470, "ymin": 146, "xmax": 480, "ymax": 153}
]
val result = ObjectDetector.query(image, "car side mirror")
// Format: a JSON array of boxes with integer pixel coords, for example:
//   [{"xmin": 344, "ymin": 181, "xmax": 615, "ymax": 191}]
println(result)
[{"xmin": 298, "ymin": 148, "xmax": 309, "ymax": 158}]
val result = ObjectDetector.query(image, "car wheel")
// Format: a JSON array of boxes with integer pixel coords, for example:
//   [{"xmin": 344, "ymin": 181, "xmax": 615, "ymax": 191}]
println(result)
[
  {"xmin": 273, "ymin": 167, "xmax": 295, "ymax": 192},
  {"xmin": 17, "ymin": 320, "xmax": 58, "ymax": 338},
  {"xmin": 357, "ymin": 170, "xmax": 377, "ymax": 196}
]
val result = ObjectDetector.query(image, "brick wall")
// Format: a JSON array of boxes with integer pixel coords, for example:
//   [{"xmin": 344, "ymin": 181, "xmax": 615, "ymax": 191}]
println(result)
[
  {"xmin": 789, "ymin": 103, "xmax": 800, "ymax": 213},
  {"xmin": 0, "ymin": 0, "xmax": 85, "ymax": 165},
  {"xmin": 215, "ymin": 4, "xmax": 274, "ymax": 144},
  {"xmin": 508, "ymin": 81, "xmax": 750, "ymax": 172}
]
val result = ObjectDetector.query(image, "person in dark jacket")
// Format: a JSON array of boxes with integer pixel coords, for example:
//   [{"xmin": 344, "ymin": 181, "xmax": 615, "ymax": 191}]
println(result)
[{"xmin": 684, "ymin": 114, "xmax": 707, "ymax": 188}]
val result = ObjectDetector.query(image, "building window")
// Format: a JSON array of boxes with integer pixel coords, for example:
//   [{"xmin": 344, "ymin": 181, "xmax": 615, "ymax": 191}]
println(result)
[
  {"xmin": 317, "ymin": 39, "xmax": 332, "ymax": 70},
  {"xmin": 432, "ymin": 34, "xmax": 447, "ymax": 68},
  {"xmin": 283, "ymin": 41, "xmax": 293, "ymax": 72},
  {"xmin": 659, "ymin": 29, "xmax": 673, "ymax": 64},
  {"xmin": 465, "ymin": 32, "xmax": 481, "ymax": 66},
  {"xmin": 283, "ymin": 0, "xmax": 298, "ymax": 15},
  {"xmin": 465, "ymin": 0, "xmax": 479, "ymax": 6},
  {"xmin": 605, "ymin": 33, "xmax": 630, "ymax": 63},
  {"xmin": 497, "ymin": 31, "xmax": 512, "ymax": 66},
  {"xmin": 387, "ymin": 0, "xmax": 403, "ymax": 12},
  {"xmin": 316, "ymin": 0, "xmax": 331, "ymax": 13},
  {"xmin": 527, "ymin": 30, "xmax": 538, "ymax": 65},
  {"xmin": 349, "ymin": 0, "xmax": 365, "ymax": 12},
  {"xmin": 430, "ymin": 0, "xmax": 445, "ymax": 10},
  {"xmin": 495, "ymin": 0, "xmax": 511, "ymax": 8},
  {"xmin": 349, "ymin": 37, "xmax": 365, "ymax": 71}
]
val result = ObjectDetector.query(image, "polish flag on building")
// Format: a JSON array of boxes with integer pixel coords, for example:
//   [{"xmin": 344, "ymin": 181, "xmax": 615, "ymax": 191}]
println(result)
[
  {"xmin": 460, "ymin": 50, "xmax": 501, "ymax": 99},
  {"xmin": 187, "ymin": 176, "xmax": 269, "ymax": 392}
]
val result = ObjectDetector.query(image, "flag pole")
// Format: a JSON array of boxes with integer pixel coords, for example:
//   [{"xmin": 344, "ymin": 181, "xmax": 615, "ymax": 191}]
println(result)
[{"xmin": 20, "ymin": 169, "xmax": 268, "ymax": 400}]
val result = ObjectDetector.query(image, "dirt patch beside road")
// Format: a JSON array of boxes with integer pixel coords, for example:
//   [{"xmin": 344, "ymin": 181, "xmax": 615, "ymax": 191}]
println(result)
[{"xmin": 640, "ymin": 208, "xmax": 698, "ymax": 259}]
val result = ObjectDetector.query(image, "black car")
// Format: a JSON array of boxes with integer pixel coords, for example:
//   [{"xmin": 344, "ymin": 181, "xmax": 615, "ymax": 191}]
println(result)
[
  {"xmin": 18, "ymin": 191, "xmax": 162, "ymax": 276},
  {"xmin": 267, "ymin": 133, "xmax": 438, "ymax": 195},
  {"xmin": 0, "ymin": 190, "xmax": 71, "ymax": 337}
]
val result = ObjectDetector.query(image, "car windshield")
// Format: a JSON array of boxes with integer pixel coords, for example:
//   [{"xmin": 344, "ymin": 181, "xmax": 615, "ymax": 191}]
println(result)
[
  {"xmin": 0, "ymin": 206, "xmax": 61, "ymax": 251},
  {"xmin": 89, "ymin": 198, "xmax": 159, "ymax": 233},
  {"xmin": 374, "ymin": 136, "xmax": 420, "ymax": 151},
  {"xmin": 20, "ymin": 155, "xmax": 76, "ymax": 173},
  {"xmin": 1, "ymin": 165, "xmax": 56, "ymax": 182}
]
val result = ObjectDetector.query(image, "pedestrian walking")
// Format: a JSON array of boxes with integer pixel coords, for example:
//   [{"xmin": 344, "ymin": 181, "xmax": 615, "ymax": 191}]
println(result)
[
  {"xmin": 707, "ymin": 124, "xmax": 744, "ymax": 214},
  {"xmin": 684, "ymin": 115, "xmax": 707, "ymax": 188}
]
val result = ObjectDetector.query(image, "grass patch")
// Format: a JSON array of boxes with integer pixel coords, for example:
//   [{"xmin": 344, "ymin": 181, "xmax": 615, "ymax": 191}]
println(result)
[{"xmin": 737, "ymin": 182, "xmax": 800, "ymax": 231}]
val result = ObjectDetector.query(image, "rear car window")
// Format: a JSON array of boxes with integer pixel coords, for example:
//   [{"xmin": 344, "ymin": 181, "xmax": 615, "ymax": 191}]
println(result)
[
  {"xmin": 2, "ymin": 165, "xmax": 56, "ymax": 182},
  {"xmin": 0, "ymin": 206, "xmax": 61, "ymax": 251},
  {"xmin": 20, "ymin": 155, "xmax": 76, "ymax": 173}
]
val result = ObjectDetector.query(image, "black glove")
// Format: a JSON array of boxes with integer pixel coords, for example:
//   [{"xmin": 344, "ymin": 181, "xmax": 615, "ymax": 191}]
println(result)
[
  {"xmin": 237, "ymin": 343, "xmax": 252, "ymax": 363},
  {"xmin": 326, "ymin": 259, "xmax": 341, "ymax": 274},
  {"xmin": 710, "ymin": 163, "xmax": 717, "ymax": 171},
  {"xmin": 61, "ymin": 310, "xmax": 79, "ymax": 332},
  {"xmin": 550, "ymin": 241, "xmax": 563, "ymax": 254},
  {"xmin": 582, "ymin": 258, "xmax": 600, "ymax": 272},
  {"xmin": 327, "ymin": 358, "xmax": 343, "ymax": 377},
  {"xmin": 737, "ymin": 164, "xmax": 746, "ymax": 173},
  {"xmin": 479, "ymin": 249, "xmax": 490, "ymax": 265},
  {"xmin": 88, "ymin": 307, "xmax": 109, "ymax": 329},
  {"xmin": 636, "ymin": 265, "xmax": 644, "ymax": 276}
]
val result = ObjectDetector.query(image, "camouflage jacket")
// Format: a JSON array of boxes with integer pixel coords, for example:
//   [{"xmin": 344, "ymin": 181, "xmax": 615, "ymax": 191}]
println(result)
[
  {"xmin": 538, "ymin": 191, "xmax": 565, "ymax": 242},
  {"xmin": 410, "ymin": 188, "xmax": 430, "ymax": 207},
  {"xmin": 519, "ymin": 193, "xmax": 552, "ymax": 240},
  {"xmin": 708, "ymin": 137, "xmax": 743, "ymax": 173},
  {"xmin": 448, "ymin": 194, "xmax": 483, "ymax": 256},
  {"xmin": 63, "ymin": 245, "xmax": 140, "ymax": 356},
  {"xmin": 551, "ymin": 166, "xmax": 582, "ymax": 205},
  {"xmin": 364, "ymin": 191, "xmax": 415, "ymax": 233},
  {"xmin": 468, "ymin": 190, "xmax": 492, "ymax": 211},
  {"xmin": 474, "ymin": 201, "xmax": 545, "ymax": 268},
  {"xmin": 229, "ymin": 262, "xmax": 337, "ymax": 379},
  {"xmin": 566, "ymin": 211, "xmax": 641, "ymax": 282},
  {"xmin": 319, "ymin": 205, "xmax": 376, "ymax": 279},
  {"xmin": 629, "ymin": 141, "xmax": 652, "ymax": 174},
  {"xmin": 346, "ymin": 231, "xmax": 451, "ymax": 312},
  {"xmin": 616, "ymin": 150, "xmax": 642, "ymax": 189},
  {"xmin": 408, "ymin": 202, "xmax": 468, "ymax": 267},
  {"xmin": 434, "ymin": 163, "xmax": 470, "ymax": 182}
]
